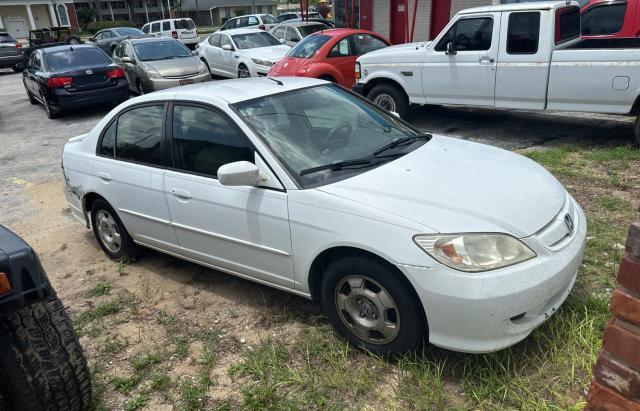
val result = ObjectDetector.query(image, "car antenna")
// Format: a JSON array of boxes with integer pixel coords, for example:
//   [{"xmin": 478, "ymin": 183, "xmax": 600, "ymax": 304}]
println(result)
[{"xmin": 267, "ymin": 77, "xmax": 283, "ymax": 86}]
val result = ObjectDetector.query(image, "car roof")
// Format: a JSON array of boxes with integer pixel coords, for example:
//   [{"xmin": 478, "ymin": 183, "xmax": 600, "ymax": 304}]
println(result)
[
  {"xmin": 41, "ymin": 44, "xmax": 97, "ymax": 53},
  {"xmin": 459, "ymin": 0, "xmax": 577, "ymax": 14},
  {"xmin": 145, "ymin": 77, "xmax": 327, "ymax": 104},
  {"xmin": 220, "ymin": 28, "xmax": 266, "ymax": 35},
  {"xmin": 129, "ymin": 36, "xmax": 180, "ymax": 44},
  {"xmin": 308, "ymin": 28, "xmax": 376, "ymax": 38},
  {"xmin": 274, "ymin": 21, "xmax": 326, "ymax": 28},
  {"xmin": 145, "ymin": 17, "xmax": 193, "ymax": 24}
]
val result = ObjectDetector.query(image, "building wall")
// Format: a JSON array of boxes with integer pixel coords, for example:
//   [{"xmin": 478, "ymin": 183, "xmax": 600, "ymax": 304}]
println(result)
[
  {"xmin": 65, "ymin": 2, "xmax": 80, "ymax": 29},
  {"xmin": 409, "ymin": 0, "xmax": 433, "ymax": 42},
  {"xmin": 31, "ymin": 4, "xmax": 52, "ymax": 29}
]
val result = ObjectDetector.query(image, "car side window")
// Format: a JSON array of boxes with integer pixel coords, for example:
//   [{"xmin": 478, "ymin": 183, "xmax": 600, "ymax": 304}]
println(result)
[
  {"xmin": 435, "ymin": 17, "xmax": 494, "ymax": 52},
  {"xmin": 328, "ymin": 37, "xmax": 351, "ymax": 57},
  {"xmin": 151, "ymin": 22, "xmax": 161, "ymax": 33},
  {"xmin": 209, "ymin": 33, "xmax": 221, "ymax": 47},
  {"xmin": 248, "ymin": 16, "xmax": 259, "ymax": 26},
  {"xmin": 352, "ymin": 34, "xmax": 388, "ymax": 55},
  {"xmin": 237, "ymin": 17, "xmax": 249, "ymax": 27},
  {"xmin": 273, "ymin": 26, "xmax": 285, "ymax": 39},
  {"xmin": 285, "ymin": 27, "xmax": 299, "ymax": 42},
  {"xmin": 94, "ymin": 32, "xmax": 104, "ymax": 41},
  {"xmin": 115, "ymin": 105, "xmax": 164, "ymax": 165},
  {"xmin": 221, "ymin": 35, "xmax": 232, "ymax": 49},
  {"xmin": 163, "ymin": 21, "xmax": 171, "ymax": 31},
  {"xmin": 98, "ymin": 121, "xmax": 116, "ymax": 156},
  {"xmin": 507, "ymin": 12, "xmax": 540, "ymax": 54},
  {"xmin": 581, "ymin": 3, "xmax": 626, "ymax": 35},
  {"xmin": 32, "ymin": 53, "xmax": 42, "ymax": 70},
  {"xmin": 171, "ymin": 105, "xmax": 254, "ymax": 178},
  {"xmin": 142, "ymin": 24, "xmax": 150, "ymax": 34}
]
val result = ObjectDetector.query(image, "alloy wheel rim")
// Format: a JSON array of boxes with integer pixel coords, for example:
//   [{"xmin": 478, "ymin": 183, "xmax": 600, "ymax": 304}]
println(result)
[
  {"xmin": 373, "ymin": 94, "xmax": 396, "ymax": 112},
  {"xmin": 335, "ymin": 275, "xmax": 400, "ymax": 345},
  {"xmin": 96, "ymin": 210, "xmax": 121, "ymax": 253},
  {"xmin": 238, "ymin": 67, "xmax": 250, "ymax": 78}
]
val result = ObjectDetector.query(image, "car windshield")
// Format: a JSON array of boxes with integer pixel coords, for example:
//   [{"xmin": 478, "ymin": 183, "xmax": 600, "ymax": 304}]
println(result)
[
  {"xmin": 114, "ymin": 27, "xmax": 144, "ymax": 36},
  {"xmin": 234, "ymin": 84, "xmax": 425, "ymax": 187},
  {"xmin": 298, "ymin": 24, "xmax": 326, "ymax": 37},
  {"xmin": 133, "ymin": 40, "xmax": 192, "ymax": 61},
  {"xmin": 45, "ymin": 48, "xmax": 111, "ymax": 71},
  {"xmin": 175, "ymin": 19, "xmax": 196, "ymax": 29},
  {"xmin": 232, "ymin": 32, "xmax": 280, "ymax": 49},
  {"xmin": 288, "ymin": 34, "xmax": 330, "ymax": 58},
  {"xmin": 261, "ymin": 15, "xmax": 278, "ymax": 24},
  {"xmin": 0, "ymin": 33, "xmax": 16, "ymax": 43}
]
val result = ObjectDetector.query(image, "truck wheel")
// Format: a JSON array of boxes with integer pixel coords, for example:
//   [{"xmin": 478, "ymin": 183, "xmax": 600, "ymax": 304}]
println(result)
[
  {"xmin": 0, "ymin": 293, "xmax": 92, "ymax": 411},
  {"xmin": 321, "ymin": 256, "xmax": 427, "ymax": 356},
  {"xmin": 635, "ymin": 115, "xmax": 640, "ymax": 147},
  {"xmin": 91, "ymin": 198, "xmax": 139, "ymax": 262},
  {"xmin": 367, "ymin": 83, "xmax": 409, "ymax": 119},
  {"xmin": 65, "ymin": 36, "xmax": 81, "ymax": 45}
]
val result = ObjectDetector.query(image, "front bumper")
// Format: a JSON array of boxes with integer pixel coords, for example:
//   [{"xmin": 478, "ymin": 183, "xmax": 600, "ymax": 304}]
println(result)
[
  {"xmin": 397, "ymin": 200, "xmax": 587, "ymax": 353},
  {"xmin": 251, "ymin": 63, "xmax": 274, "ymax": 77},
  {"xmin": 48, "ymin": 80, "xmax": 129, "ymax": 111},
  {"xmin": 143, "ymin": 72, "xmax": 210, "ymax": 92},
  {"xmin": 352, "ymin": 82, "xmax": 366, "ymax": 96}
]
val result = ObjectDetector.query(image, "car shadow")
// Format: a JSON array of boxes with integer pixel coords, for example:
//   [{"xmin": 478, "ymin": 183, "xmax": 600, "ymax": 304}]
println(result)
[{"xmin": 407, "ymin": 105, "xmax": 636, "ymax": 149}]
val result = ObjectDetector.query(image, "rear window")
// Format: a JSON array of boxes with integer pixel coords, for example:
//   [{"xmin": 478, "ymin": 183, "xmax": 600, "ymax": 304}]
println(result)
[
  {"xmin": 581, "ymin": 3, "xmax": 626, "ymax": 36},
  {"xmin": 175, "ymin": 19, "xmax": 196, "ymax": 30},
  {"xmin": 261, "ymin": 15, "xmax": 277, "ymax": 24},
  {"xmin": 298, "ymin": 24, "xmax": 325, "ymax": 37},
  {"xmin": 288, "ymin": 34, "xmax": 330, "ymax": 58},
  {"xmin": 114, "ymin": 27, "xmax": 144, "ymax": 36},
  {"xmin": 0, "ymin": 33, "xmax": 16, "ymax": 43},
  {"xmin": 555, "ymin": 6, "xmax": 580, "ymax": 44},
  {"xmin": 45, "ymin": 48, "xmax": 111, "ymax": 71}
]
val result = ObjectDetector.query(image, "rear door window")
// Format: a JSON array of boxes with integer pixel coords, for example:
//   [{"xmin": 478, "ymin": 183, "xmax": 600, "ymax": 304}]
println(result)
[
  {"xmin": 209, "ymin": 33, "xmax": 221, "ymax": 47},
  {"xmin": 507, "ymin": 12, "xmax": 540, "ymax": 54},
  {"xmin": 351, "ymin": 33, "xmax": 388, "ymax": 55},
  {"xmin": 272, "ymin": 26, "xmax": 286, "ymax": 40},
  {"xmin": 581, "ymin": 3, "xmax": 626, "ymax": 35},
  {"xmin": 115, "ymin": 105, "xmax": 165, "ymax": 165},
  {"xmin": 162, "ymin": 21, "xmax": 171, "ymax": 31},
  {"xmin": 151, "ymin": 22, "xmax": 161, "ymax": 33},
  {"xmin": 248, "ymin": 16, "xmax": 259, "ymax": 26},
  {"xmin": 175, "ymin": 19, "xmax": 196, "ymax": 30},
  {"xmin": 45, "ymin": 48, "xmax": 111, "ymax": 71},
  {"xmin": 435, "ymin": 17, "xmax": 494, "ymax": 51},
  {"xmin": 555, "ymin": 6, "xmax": 580, "ymax": 44}
]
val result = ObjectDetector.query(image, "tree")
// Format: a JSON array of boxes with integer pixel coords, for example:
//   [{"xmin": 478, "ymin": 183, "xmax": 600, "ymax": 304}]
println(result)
[
  {"xmin": 76, "ymin": 7, "xmax": 97, "ymax": 27},
  {"xmin": 92, "ymin": 1, "xmax": 103, "ymax": 21}
]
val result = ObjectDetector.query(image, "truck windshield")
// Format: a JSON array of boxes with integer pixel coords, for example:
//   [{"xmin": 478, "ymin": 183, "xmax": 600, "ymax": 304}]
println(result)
[
  {"xmin": 45, "ymin": 48, "xmax": 111, "ymax": 71},
  {"xmin": 288, "ymin": 34, "xmax": 330, "ymax": 58},
  {"xmin": 234, "ymin": 84, "xmax": 425, "ymax": 188}
]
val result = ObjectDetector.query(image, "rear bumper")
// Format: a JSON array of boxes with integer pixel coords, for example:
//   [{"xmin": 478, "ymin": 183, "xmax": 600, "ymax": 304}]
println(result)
[
  {"xmin": 352, "ymin": 82, "xmax": 366, "ymax": 96},
  {"xmin": 180, "ymin": 37, "xmax": 200, "ymax": 46},
  {"xmin": 48, "ymin": 80, "xmax": 129, "ymax": 111},
  {"xmin": 0, "ymin": 54, "xmax": 25, "ymax": 69},
  {"xmin": 142, "ymin": 73, "xmax": 210, "ymax": 92}
]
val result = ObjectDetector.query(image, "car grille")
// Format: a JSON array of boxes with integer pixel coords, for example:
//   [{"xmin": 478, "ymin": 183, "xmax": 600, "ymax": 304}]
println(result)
[
  {"xmin": 532, "ymin": 193, "xmax": 579, "ymax": 250},
  {"xmin": 163, "ymin": 72, "xmax": 199, "ymax": 79}
]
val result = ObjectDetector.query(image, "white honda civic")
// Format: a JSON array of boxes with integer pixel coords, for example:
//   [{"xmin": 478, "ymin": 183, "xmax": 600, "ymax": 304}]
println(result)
[
  {"xmin": 195, "ymin": 28, "xmax": 290, "ymax": 78},
  {"xmin": 61, "ymin": 78, "xmax": 586, "ymax": 355}
]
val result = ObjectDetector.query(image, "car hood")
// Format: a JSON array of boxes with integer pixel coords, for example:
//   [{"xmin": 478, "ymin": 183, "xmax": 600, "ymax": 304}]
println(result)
[
  {"xmin": 358, "ymin": 41, "xmax": 431, "ymax": 63},
  {"xmin": 243, "ymin": 45, "xmax": 291, "ymax": 62},
  {"xmin": 316, "ymin": 136, "xmax": 566, "ymax": 237},
  {"xmin": 143, "ymin": 56, "xmax": 200, "ymax": 77},
  {"xmin": 269, "ymin": 56, "xmax": 307, "ymax": 76}
]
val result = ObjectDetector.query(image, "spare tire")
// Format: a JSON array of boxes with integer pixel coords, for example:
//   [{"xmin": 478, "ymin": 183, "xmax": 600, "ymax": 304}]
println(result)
[{"xmin": 0, "ymin": 292, "xmax": 92, "ymax": 411}]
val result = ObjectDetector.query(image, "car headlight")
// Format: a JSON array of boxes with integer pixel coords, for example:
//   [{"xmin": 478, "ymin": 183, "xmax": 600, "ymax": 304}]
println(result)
[
  {"xmin": 413, "ymin": 233, "xmax": 536, "ymax": 272},
  {"xmin": 252, "ymin": 58, "xmax": 273, "ymax": 67},
  {"xmin": 143, "ymin": 65, "xmax": 162, "ymax": 79}
]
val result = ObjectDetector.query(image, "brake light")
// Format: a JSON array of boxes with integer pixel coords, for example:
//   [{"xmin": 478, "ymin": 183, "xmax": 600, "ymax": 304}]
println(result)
[
  {"xmin": 171, "ymin": 30, "xmax": 178, "ymax": 39},
  {"xmin": 47, "ymin": 77, "xmax": 73, "ymax": 88},
  {"xmin": 106, "ymin": 68, "xmax": 125, "ymax": 79},
  {"xmin": 259, "ymin": 24, "xmax": 266, "ymax": 30},
  {"xmin": 15, "ymin": 42, "xmax": 22, "ymax": 48}
]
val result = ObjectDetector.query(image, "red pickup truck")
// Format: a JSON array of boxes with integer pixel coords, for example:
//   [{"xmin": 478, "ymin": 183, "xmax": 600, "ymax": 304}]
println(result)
[{"xmin": 581, "ymin": 0, "xmax": 640, "ymax": 38}]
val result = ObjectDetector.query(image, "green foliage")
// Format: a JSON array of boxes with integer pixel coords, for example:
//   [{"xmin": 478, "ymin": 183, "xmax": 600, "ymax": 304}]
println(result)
[
  {"xmin": 124, "ymin": 394, "xmax": 149, "ymax": 411},
  {"xmin": 85, "ymin": 20, "xmax": 136, "ymax": 34}
]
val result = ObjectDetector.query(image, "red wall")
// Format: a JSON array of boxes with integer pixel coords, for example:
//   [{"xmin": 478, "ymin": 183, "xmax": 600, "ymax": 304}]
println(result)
[{"xmin": 65, "ymin": 2, "xmax": 80, "ymax": 30}]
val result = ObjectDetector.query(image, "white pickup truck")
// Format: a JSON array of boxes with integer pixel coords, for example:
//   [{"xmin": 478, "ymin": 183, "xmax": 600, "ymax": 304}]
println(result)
[{"xmin": 352, "ymin": 1, "xmax": 640, "ymax": 144}]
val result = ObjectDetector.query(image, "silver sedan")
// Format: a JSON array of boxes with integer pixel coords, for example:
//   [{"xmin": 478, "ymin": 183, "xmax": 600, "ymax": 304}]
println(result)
[{"xmin": 112, "ymin": 37, "xmax": 211, "ymax": 95}]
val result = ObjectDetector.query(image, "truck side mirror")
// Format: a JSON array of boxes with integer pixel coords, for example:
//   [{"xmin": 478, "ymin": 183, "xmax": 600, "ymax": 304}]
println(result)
[{"xmin": 445, "ymin": 41, "xmax": 456, "ymax": 55}]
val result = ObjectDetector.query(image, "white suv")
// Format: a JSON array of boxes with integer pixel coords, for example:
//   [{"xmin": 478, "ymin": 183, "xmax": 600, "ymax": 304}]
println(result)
[{"xmin": 142, "ymin": 18, "xmax": 199, "ymax": 48}]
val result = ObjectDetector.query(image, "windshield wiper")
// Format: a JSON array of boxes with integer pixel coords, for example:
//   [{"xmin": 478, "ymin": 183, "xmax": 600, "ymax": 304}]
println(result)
[
  {"xmin": 372, "ymin": 134, "xmax": 432, "ymax": 156},
  {"xmin": 299, "ymin": 153, "xmax": 404, "ymax": 176}
]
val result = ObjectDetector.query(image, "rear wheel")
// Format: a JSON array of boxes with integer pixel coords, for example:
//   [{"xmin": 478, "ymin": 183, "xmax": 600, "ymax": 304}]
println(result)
[
  {"xmin": 65, "ymin": 36, "xmax": 80, "ymax": 45},
  {"xmin": 238, "ymin": 64, "xmax": 250, "ymax": 78},
  {"xmin": 0, "ymin": 292, "xmax": 92, "ymax": 411},
  {"xmin": 90, "ymin": 199, "xmax": 139, "ymax": 262},
  {"xmin": 26, "ymin": 89, "xmax": 38, "ymax": 105},
  {"xmin": 40, "ymin": 93, "xmax": 59, "ymax": 119},
  {"xmin": 367, "ymin": 83, "xmax": 409, "ymax": 119},
  {"xmin": 321, "ymin": 256, "xmax": 427, "ymax": 356}
]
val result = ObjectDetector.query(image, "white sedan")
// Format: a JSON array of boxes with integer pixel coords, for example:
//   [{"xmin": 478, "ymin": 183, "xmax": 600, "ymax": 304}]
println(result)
[
  {"xmin": 61, "ymin": 78, "xmax": 586, "ymax": 355},
  {"xmin": 196, "ymin": 28, "xmax": 290, "ymax": 78}
]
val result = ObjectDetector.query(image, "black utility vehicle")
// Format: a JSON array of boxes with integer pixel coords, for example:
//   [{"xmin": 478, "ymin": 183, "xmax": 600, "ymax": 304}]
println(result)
[
  {"xmin": 0, "ymin": 225, "xmax": 91, "ymax": 411},
  {"xmin": 22, "ymin": 44, "xmax": 129, "ymax": 118}
]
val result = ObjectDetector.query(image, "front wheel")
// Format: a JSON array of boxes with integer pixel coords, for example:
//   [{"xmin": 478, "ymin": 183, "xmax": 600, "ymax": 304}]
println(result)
[
  {"xmin": 238, "ymin": 64, "xmax": 250, "ymax": 78},
  {"xmin": 65, "ymin": 36, "xmax": 80, "ymax": 45},
  {"xmin": 367, "ymin": 83, "xmax": 409, "ymax": 119},
  {"xmin": 321, "ymin": 256, "xmax": 427, "ymax": 356},
  {"xmin": 0, "ymin": 293, "xmax": 92, "ymax": 411}
]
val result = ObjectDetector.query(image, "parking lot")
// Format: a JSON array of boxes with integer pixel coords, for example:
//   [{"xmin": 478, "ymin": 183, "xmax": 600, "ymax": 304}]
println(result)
[{"xmin": 1, "ymin": 68, "xmax": 639, "ymax": 409}]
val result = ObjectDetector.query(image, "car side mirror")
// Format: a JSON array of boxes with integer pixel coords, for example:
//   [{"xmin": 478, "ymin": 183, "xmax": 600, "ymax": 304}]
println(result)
[
  {"xmin": 89, "ymin": 37, "xmax": 95, "ymax": 42},
  {"xmin": 218, "ymin": 161, "xmax": 263, "ymax": 186},
  {"xmin": 122, "ymin": 56, "xmax": 133, "ymax": 64},
  {"xmin": 279, "ymin": 38, "xmax": 285, "ymax": 44},
  {"xmin": 221, "ymin": 44, "xmax": 234, "ymax": 51},
  {"xmin": 445, "ymin": 41, "xmax": 456, "ymax": 55}
]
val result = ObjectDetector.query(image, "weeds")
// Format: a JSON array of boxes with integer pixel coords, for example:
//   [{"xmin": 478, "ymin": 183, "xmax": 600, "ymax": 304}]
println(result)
[{"xmin": 88, "ymin": 280, "xmax": 112, "ymax": 297}]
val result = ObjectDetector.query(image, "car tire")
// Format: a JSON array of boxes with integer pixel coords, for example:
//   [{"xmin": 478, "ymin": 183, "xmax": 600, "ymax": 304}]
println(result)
[
  {"xmin": 12, "ymin": 64, "xmax": 24, "ymax": 73},
  {"xmin": 238, "ymin": 64, "xmax": 250, "ymax": 78},
  {"xmin": 40, "ymin": 93, "xmax": 59, "ymax": 119},
  {"xmin": 90, "ymin": 199, "xmax": 139, "ymax": 262},
  {"xmin": 26, "ymin": 90, "xmax": 38, "ymax": 105},
  {"xmin": 634, "ymin": 114, "xmax": 640, "ymax": 147},
  {"xmin": 65, "ymin": 36, "xmax": 81, "ymax": 45},
  {"xmin": 367, "ymin": 83, "xmax": 409, "ymax": 119},
  {"xmin": 321, "ymin": 256, "xmax": 427, "ymax": 356},
  {"xmin": 0, "ymin": 292, "xmax": 92, "ymax": 411},
  {"xmin": 201, "ymin": 58, "xmax": 213, "ymax": 79}
]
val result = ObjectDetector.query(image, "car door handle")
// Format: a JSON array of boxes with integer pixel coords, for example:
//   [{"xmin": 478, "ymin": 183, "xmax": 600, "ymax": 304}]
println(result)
[
  {"xmin": 97, "ymin": 172, "xmax": 112, "ymax": 182},
  {"xmin": 479, "ymin": 56, "xmax": 495, "ymax": 63},
  {"xmin": 171, "ymin": 188, "xmax": 192, "ymax": 200}
]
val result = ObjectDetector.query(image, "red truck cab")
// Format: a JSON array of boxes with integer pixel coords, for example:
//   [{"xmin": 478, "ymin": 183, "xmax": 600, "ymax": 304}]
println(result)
[{"xmin": 581, "ymin": 0, "xmax": 640, "ymax": 38}]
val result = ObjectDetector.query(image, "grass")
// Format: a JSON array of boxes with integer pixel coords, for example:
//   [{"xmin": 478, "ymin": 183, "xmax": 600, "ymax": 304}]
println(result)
[
  {"xmin": 74, "ymin": 298, "xmax": 121, "ymax": 331},
  {"xmin": 124, "ymin": 394, "xmax": 149, "ymax": 411},
  {"xmin": 88, "ymin": 280, "xmax": 112, "ymax": 297}
]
